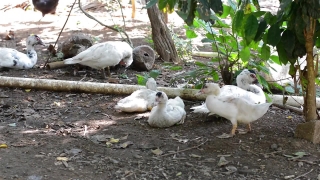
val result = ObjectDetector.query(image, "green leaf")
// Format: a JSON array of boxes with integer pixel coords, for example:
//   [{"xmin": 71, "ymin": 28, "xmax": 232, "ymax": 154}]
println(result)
[
  {"xmin": 267, "ymin": 24, "xmax": 281, "ymax": 46},
  {"xmin": 149, "ymin": 70, "xmax": 160, "ymax": 79},
  {"xmin": 158, "ymin": 0, "xmax": 168, "ymax": 10},
  {"xmin": 270, "ymin": 55, "xmax": 281, "ymax": 65},
  {"xmin": 195, "ymin": 61, "xmax": 207, "ymax": 67},
  {"xmin": 136, "ymin": 74, "xmax": 147, "ymax": 85},
  {"xmin": 219, "ymin": 5, "xmax": 231, "ymax": 18},
  {"xmin": 244, "ymin": 14, "xmax": 259, "ymax": 44},
  {"xmin": 170, "ymin": 66, "xmax": 183, "ymax": 71},
  {"xmin": 186, "ymin": 29, "xmax": 198, "ymax": 39},
  {"xmin": 260, "ymin": 44, "xmax": 270, "ymax": 60},
  {"xmin": 257, "ymin": 75, "xmax": 271, "ymax": 93},
  {"xmin": 211, "ymin": 70, "xmax": 219, "ymax": 81},
  {"xmin": 281, "ymin": 30, "xmax": 295, "ymax": 56},
  {"xmin": 264, "ymin": 12, "xmax": 277, "ymax": 25},
  {"xmin": 254, "ymin": 18, "xmax": 267, "ymax": 41},
  {"xmin": 232, "ymin": 10, "xmax": 244, "ymax": 34},
  {"xmin": 239, "ymin": 46, "xmax": 250, "ymax": 62},
  {"xmin": 146, "ymin": 0, "xmax": 158, "ymax": 8},
  {"xmin": 276, "ymin": 41, "xmax": 289, "ymax": 64}
]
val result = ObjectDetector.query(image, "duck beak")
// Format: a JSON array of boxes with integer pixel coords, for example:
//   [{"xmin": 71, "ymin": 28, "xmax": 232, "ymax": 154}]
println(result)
[
  {"xmin": 119, "ymin": 60, "xmax": 126, "ymax": 66},
  {"xmin": 38, "ymin": 40, "xmax": 46, "ymax": 47},
  {"xmin": 195, "ymin": 89, "xmax": 204, "ymax": 96}
]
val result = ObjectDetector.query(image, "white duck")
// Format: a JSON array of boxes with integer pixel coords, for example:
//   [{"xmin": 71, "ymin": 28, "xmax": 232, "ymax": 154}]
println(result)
[
  {"xmin": 63, "ymin": 41, "xmax": 133, "ymax": 79},
  {"xmin": 115, "ymin": 78, "xmax": 157, "ymax": 112},
  {"xmin": 148, "ymin": 91, "xmax": 186, "ymax": 128},
  {"xmin": 0, "ymin": 34, "xmax": 45, "ymax": 69},
  {"xmin": 198, "ymin": 83, "xmax": 272, "ymax": 137},
  {"xmin": 191, "ymin": 69, "xmax": 266, "ymax": 114}
]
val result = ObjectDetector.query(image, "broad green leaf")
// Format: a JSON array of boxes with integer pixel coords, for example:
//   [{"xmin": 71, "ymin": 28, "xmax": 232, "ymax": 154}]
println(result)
[
  {"xmin": 158, "ymin": 0, "xmax": 168, "ymax": 10},
  {"xmin": 232, "ymin": 10, "xmax": 244, "ymax": 34},
  {"xmin": 146, "ymin": 0, "xmax": 158, "ymax": 8},
  {"xmin": 211, "ymin": 70, "xmax": 219, "ymax": 81},
  {"xmin": 257, "ymin": 74, "xmax": 271, "ymax": 93},
  {"xmin": 170, "ymin": 66, "xmax": 183, "ymax": 71},
  {"xmin": 240, "ymin": 46, "xmax": 250, "ymax": 62},
  {"xmin": 260, "ymin": 44, "xmax": 270, "ymax": 60},
  {"xmin": 281, "ymin": 30, "xmax": 295, "ymax": 56},
  {"xmin": 149, "ymin": 70, "xmax": 160, "ymax": 79},
  {"xmin": 136, "ymin": 74, "xmax": 147, "ymax": 85},
  {"xmin": 267, "ymin": 24, "xmax": 281, "ymax": 46},
  {"xmin": 244, "ymin": 14, "xmax": 259, "ymax": 44},
  {"xmin": 219, "ymin": 5, "xmax": 231, "ymax": 18},
  {"xmin": 252, "ymin": 11, "xmax": 266, "ymax": 17},
  {"xmin": 195, "ymin": 61, "xmax": 207, "ymax": 67},
  {"xmin": 186, "ymin": 29, "xmax": 198, "ymax": 38},
  {"xmin": 264, "ymin": 12, "xmax": 277, "ymax": 25},
  {"xmin": 276, "ymin": 41, "xmax": 289, "ymax": 64},
  {"xmin": 270, "ymin": 55, "xmax": 281, "ymax": 65},
  {"xmin": 254, "ymin": 18, "xmax": 267, "ymax": 41},
  {"xmin": 272, "ymin": 83, "xmax": 284, "ymax": 91}
]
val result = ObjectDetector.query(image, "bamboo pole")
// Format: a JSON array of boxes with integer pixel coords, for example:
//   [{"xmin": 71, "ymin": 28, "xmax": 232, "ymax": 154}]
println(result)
[
  {"xmin": 0, "ymin": 76, "xmax": 319, "ymax": 108},
  {"xmin": 0, "ymin": 76, "xmax": 206, "ymax": 100}
]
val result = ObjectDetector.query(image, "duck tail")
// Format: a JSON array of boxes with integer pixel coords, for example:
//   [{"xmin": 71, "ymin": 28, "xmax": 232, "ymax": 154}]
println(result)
[{"xmin": 63, "ymin": 58, "xmax": 75, "ymax": 64}]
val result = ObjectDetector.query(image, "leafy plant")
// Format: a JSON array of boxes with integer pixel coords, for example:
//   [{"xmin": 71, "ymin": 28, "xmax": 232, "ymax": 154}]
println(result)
[{"xmin": 136, "ymin": 70, "xmax": 161, "ymax": 85}]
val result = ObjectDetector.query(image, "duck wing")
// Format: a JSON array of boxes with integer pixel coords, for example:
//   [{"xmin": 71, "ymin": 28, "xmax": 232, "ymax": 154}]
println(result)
[{"xmin": 0, "ymin": 48, "xmax": 30, "ymax": 68}]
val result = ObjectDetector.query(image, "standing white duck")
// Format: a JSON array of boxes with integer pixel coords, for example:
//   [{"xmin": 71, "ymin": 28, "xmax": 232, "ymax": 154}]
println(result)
[
  {"xmin": 197, "ymin": 83, "xmax": 272, "ymax": 137},
  {"xmin": 0, "ymin": 34, "xmax": 45, "ymax": 69},
  {"xmin": 191, "ymin": 69, "xmax": 266, "ymax": 114},
  {"xmin": 148, "ymin": 91, "xmax": 186, "ymax": 128},
  {"xmin": 115, "ymin": 78, "xmax": 157, "ymax": 112},
  {"xmin": 63, "ymin": 41, "xmax": 133, "ymax": 79}
]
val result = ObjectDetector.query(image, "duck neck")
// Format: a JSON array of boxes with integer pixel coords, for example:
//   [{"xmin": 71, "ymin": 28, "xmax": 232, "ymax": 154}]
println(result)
[
  {"xmin": 25, "ymin": 45, "xmax": 38, "ymax": 68},
  {"xmin": 157, "ymin": 102, "xmax": 167, "ymax": 110}
]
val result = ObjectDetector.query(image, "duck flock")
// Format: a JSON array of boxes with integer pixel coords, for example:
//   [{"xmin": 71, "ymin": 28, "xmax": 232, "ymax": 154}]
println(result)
[{"xmin": 0, "ymin": 35, "xmax": 272, "ymax": 138}]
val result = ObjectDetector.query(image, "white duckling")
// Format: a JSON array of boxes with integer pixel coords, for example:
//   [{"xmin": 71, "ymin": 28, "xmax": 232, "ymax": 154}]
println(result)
[
  {"xmin": 63, "ymin": 41, "xmax": 133, "ymax": 79},
  {"xmin": 0, "ymin": 34, "xmax": 45, "ymax": 69},
  {"xmin": 198, "ymin": 83, "xmax": 272, "ymax": 137},
  {"xmin": 191, "ymin": 69, "xmax": 265, "ymax": 114},
  {"xmin": 148, "ymin": 91, "xmax": 186, "ymax": 128},
  {"xmin": 115, "ymin": 78, "xmax": 157, "ymax": 112}
]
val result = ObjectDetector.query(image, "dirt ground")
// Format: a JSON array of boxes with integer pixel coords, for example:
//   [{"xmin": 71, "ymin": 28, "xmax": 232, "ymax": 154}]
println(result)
[{"xmin": 1, "ymin": 1, "xmax": 320, "ymax": 180}]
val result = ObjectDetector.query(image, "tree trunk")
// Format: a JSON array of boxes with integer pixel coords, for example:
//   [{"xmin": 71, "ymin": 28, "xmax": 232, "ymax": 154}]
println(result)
[
  {"xmin": 147, "ymin": 3, "xmax": 180, "ymax": 63},
  {"xmin": 303, "ymin": 17, "xmax": 318, "ymax": 121}
]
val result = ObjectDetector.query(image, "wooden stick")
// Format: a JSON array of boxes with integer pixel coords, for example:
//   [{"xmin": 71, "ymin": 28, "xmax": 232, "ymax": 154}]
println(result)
[
  {"xmin": 46, "ymin": 61, "xmax": 68, "ymax": 70},
  {"xmin": 272, "ymin": 103, "xmax": 303, "ymax": 115},
  {"xmin": 161, "ymin": 139, "xmax": 208, "ymax": 157}
]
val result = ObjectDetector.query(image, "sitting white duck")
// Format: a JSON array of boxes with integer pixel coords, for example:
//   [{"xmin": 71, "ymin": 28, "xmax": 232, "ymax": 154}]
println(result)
[
  {"xmin": 148, "ymin": 91, "xmax": 186, "ymax": 128},
  {"xmin": 197, "ymin": 83, "xmax": 272, "ymax": 137},
  {"xmin": 63, "ymin": 41, "xmax": 133, "ymax": 79},
  {"xmin": 0, "ymin": 34, "xmax": 45, "ymax": 69},
  {"xmin": 191, "ymin": 69, "xmax": 266, "ymax": 114},
  {"xmin": 115, "ymin": 78, "xmax": 157, "ymax": 113}
]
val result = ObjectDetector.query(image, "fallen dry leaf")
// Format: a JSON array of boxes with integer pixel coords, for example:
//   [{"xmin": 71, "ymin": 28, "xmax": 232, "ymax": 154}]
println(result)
[{"xmin": 151, "ymin": 148, "xmax": 163, "ymax": 155}]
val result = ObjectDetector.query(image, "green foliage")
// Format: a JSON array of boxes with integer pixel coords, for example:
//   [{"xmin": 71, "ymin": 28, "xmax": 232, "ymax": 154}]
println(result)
[{"xmin": 136, "ymin": 70, "xmax": 161, "ymax": 86}]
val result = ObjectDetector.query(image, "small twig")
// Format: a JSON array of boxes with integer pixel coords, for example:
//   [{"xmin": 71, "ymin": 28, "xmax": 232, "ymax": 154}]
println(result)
[
  {"xmin": 44, "ymin": 0, "xmax": 77, "ymax": 67},
  {"xmin": 77, "ymin": 0, "xmax": 133, "ymax": 47},
  {"xmin": 115, "ymin": 0, "xmax": 126, "ymax": 29},
  {"xmin": 292, "ymin": 169, "xmax": 313, "ymax": 180},
  {"xmin": 161, "ymin": 139, "xmax": 208, "ymax": 157}
]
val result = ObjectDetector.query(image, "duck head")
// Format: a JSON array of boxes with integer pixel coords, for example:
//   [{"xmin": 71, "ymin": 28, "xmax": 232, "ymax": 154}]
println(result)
[
  {"xmin": 27, "ymin": 34, "xmax": 45, "ymax": 47},
  {"xmin": 196, "ymin": 83, "xmax": 221, "ymax": 96},
  {"xmin": 236, "ymin": 69, "xmax": 263, "ymax": 88},
  {"xmin": 155, "ymin": 91, "xmax": 168, "ymax": 104}
]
